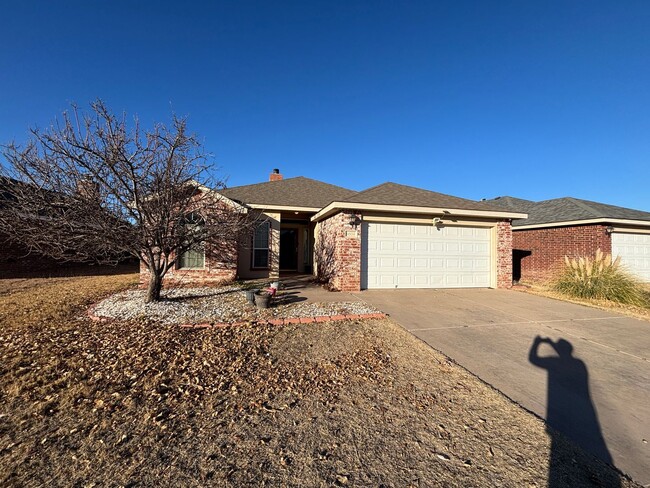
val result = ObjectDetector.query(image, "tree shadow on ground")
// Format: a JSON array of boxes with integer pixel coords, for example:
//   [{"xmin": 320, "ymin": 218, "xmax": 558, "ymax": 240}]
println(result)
[
  {"xmin": 529, "ymin": 336, "xmax": 620, "ymax": 487},
  {"xmin": 163, "ymin": 288, "xmax": 242, "ymax": 301},
  {"xmin": 273, "ymin": 292, "xmax": 308, "ymax": 305}
]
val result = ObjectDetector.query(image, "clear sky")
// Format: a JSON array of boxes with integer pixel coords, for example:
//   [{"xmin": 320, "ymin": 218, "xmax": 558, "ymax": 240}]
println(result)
[{"xmin": 1, "ymin": 1, "xmax": 649, "ymax": 209}]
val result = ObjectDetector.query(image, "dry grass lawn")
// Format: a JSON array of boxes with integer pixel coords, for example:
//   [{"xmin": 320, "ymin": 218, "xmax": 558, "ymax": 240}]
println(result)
[
  {"xmin": 522, "ymin": 283, "xmax": 650, "ymax": 323},
  {"xmin": 0, "ymin": 274, "xmax": 639, "ymax": 487}
]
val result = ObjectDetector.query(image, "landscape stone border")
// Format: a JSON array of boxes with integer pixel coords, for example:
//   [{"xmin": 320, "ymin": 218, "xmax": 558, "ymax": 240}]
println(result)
[
  {"xmin": 86, "ymin": 302, "xmax": 388, "ymax": 328},
  {"xmin": 178, "ymin": 312, "xmax": 389, "ymax": 329}
]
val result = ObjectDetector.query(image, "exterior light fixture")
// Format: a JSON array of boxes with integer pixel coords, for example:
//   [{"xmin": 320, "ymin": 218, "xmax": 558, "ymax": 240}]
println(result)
[
  {"xmin": 605, "ymin": 225, "xmax": 614, "ymax": 234},
  {"xmin": 348, "ymin": 215, "xmax": 361, "ymax": 228}
]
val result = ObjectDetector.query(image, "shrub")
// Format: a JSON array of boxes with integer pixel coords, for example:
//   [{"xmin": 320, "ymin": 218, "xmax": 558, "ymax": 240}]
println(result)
[{"xmin": 553, "ymin": 249, "xmax": 647, "ymax": 306}]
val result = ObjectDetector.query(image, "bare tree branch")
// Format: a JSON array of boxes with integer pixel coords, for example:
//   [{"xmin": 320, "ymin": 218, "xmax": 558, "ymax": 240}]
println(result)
[{"xmin": 0, "ymin": 99, "xmax": 255, "ymax": 302}]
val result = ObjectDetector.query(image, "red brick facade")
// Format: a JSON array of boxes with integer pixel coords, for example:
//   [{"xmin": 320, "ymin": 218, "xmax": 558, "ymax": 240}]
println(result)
[
  {"xmin": 496, "ymin": 221, "xmax": 513, "ymax": 289},
  {"xmin": 315, "ymin": 210, "xmax": 362, "ymax": 292},
  {"xmin": 513, "ymin": 224, "xmax": 612, "ymax": 283},
  {"xmin": 139, "ymin": 240, "xmax": 238, "ymax": 289}
]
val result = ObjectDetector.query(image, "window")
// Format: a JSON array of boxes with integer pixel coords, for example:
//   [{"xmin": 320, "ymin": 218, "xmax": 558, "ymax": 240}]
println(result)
[
  {"xmin": 179, "ymin": 245, "xmax": 205, "ymax": 269},
  {"xmin": 252, "ymin": 222, "xmax": 270, "ymax": 268},
  {"xmin": 179, "ymin": 212, "xmax": 205, "ymax": 269}
]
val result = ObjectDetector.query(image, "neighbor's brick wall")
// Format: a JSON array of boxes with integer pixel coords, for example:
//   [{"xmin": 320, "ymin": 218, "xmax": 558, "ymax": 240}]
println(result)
[
  {"xmin": 316, "ymin": 210, "xmax": 361, "ymax": 292},
  {"xmin": 139, "ymin": 239, "xmax": 238, "ymax": 289},
  {"xmin": 0, "ymin": 232, "xmax": 112, "ymax": 278},
  {"xmin": 513, "ymin": 224, "xmax": 612, "ymax": 283},
  {"xmin": 496, "ymin": 221, "xmax": 513, "ymax": 289}
]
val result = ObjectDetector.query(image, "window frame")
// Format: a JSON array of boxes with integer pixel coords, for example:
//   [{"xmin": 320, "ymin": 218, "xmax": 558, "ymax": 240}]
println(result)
[
  {"xmin": 178, "ymin": 212, "xmax": 206, "ymax": 270},
  {"xmin": 251, "ymin": 221, "xmax": 271, "ymax": 269}
]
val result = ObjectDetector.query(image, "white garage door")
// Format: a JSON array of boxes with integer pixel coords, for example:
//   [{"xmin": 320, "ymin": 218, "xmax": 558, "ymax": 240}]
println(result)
[
  {"xmin": 361, "ymin": 222, "xmax": 492, "ymax": 289},
  {"xmin": 612, "ymin": 232, "xmax": 650, "ymax": 282}
]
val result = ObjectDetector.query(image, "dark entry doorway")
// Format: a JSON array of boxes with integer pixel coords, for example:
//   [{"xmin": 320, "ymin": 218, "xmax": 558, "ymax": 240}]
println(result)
[{"xmin": 280, "ymin": 229, "xmax": 298, "ymax": 270}]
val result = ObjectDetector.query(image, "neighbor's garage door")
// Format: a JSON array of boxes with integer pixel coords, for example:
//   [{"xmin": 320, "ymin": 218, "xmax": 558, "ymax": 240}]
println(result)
[
  {"xmin": 361, "ymin": 222, "xmax": 491, "ymax": 289},
  {"xmin": 611, "ymin": 232, "xmax": 650, "ymax": 282}
]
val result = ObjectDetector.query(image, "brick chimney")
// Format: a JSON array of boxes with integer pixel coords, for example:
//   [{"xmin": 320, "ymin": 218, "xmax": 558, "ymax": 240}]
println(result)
[{"xmin": 269, "ymin": 168, "xmax": 283, "ymax": 181}]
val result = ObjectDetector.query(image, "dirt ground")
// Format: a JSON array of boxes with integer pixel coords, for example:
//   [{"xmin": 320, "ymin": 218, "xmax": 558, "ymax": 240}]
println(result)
[{"xmin": 0, "ymin": 275, "xmax": 639, "ymax": 487}]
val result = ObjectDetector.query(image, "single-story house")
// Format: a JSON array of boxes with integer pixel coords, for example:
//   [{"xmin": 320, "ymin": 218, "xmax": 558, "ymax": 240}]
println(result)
[
  {"xmin": 488, "ymin": 196, "xmax": 650, "ymax": 283},
  {"xmin": 157, "ymin": 169, "xmax": 526, "ymax": 291}
]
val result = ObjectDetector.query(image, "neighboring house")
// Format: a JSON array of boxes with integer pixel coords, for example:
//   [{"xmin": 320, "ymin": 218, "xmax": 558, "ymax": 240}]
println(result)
[
  {"xmin": 158, "ymin": 169, "xmax": 525, "ymax": 291},
  {"xmin": 488, "ymin": 196, "xmax": 650, "ymax": 283},
  {"xmin": 0, "ymin": 176, "xmax": 137, "ymax": 278}
]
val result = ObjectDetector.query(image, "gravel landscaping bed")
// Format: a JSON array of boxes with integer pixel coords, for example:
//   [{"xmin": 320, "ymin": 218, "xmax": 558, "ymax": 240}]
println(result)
[{"xmin": 92, "ymin": 286, "xmax": 381, "ymax": 325}]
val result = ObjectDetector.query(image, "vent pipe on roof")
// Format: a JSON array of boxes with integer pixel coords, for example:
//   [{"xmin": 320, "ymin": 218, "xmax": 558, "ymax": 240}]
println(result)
[{"xmin": 269, "ymin": 168, "xmax": 283, "ymax": 181}]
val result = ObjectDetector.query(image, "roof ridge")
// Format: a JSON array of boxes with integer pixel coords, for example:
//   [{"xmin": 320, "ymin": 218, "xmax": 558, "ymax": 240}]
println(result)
[
  {"xmin": 565, "ymin": 197, "xmax": 601, "ymax": 218},
  {"xmin": 341, "ymin": 182, "xmax": 391, "ymax": 201},
  {"xmin": 224, "ymin": 175, "xmax": 354, "ymax": 193},
  {"xmin": 224, "ymin": 175, "xmax": 304, "ymax": 190},
  {"xmin": 346, "ymin": 181, "xmax": 479, "ymax": 201}
]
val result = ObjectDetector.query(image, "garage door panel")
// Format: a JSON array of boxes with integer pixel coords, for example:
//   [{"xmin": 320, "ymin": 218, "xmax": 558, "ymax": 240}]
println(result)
[
  {"xmin": 397, "ymin": 241, "xmax": 412, "ymax": 251},
  {"xmin": 362, "ymin": 222, "xmax": 492, "ymax": 289},
  {"xmin": 612, "ymin": 233, "xmax": 650, "ymax": 282}
]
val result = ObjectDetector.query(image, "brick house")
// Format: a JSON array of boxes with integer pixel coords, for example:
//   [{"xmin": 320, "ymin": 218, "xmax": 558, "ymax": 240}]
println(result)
[
  {"xmin": 156, "ymin": 170, "xmax": 525, "ymax": 291},
  {"xmin": 488, "ymin": 196, "xmax": 650, "ymax": 283}
]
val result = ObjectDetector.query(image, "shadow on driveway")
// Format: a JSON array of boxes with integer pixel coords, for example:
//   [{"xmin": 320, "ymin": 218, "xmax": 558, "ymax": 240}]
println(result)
[{"xmin": 529, "ymin": 336, "xmax": 620, "ymax": 487}]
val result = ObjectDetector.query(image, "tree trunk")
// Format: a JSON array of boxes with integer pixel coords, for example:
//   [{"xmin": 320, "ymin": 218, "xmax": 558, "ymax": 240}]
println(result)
[{"xmin": 145, "ymin": 270, "xmax": 163, "ymax": 303}]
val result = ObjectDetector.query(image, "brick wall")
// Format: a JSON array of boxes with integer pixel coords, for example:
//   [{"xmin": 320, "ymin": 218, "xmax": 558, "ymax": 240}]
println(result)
[
  {"xmin": 513, "ymin": 224, "xmax": 612, "ymax": 283},
  {"xmin": 315, "ymin": 210, "xmax": 361, "ymax": 292},
  {"xmin": 139, "ymin": 239, "xmax": 238, "ymax": 289},
  {"xmin": 0, "ymin": 232, "xmax": 130, "ymax": 278},
  {"xmin": 496, "ymin": 221, "xmax": 513, "ymax": 289}
]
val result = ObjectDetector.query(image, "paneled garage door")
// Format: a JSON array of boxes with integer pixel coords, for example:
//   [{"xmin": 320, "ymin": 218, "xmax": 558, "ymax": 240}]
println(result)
[
  {"xmin": 612, "ymin": 232, "xmax": 650, "ymax": 282},
  {"xmin": 361, "ymin": 222, "xmax": 492, "ymax": 289}
]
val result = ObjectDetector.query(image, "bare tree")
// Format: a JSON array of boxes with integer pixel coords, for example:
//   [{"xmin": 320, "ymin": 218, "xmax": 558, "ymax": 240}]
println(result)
[{"xmin": 0, "ymin": 100, "xmax": 253, "ymax": 302}]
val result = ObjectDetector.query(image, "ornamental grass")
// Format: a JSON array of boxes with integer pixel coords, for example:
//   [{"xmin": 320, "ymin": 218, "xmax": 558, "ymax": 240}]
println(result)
[{"xmin": 553, "ymin": 248, "xmax": 647, "ymax": 306}]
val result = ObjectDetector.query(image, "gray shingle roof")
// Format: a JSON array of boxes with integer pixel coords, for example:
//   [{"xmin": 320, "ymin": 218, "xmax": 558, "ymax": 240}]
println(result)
[
  {"xmin": 220, "ymin": 177, "xmax": 356, "ymax": 208},
  {"xmin": 340, "ymin": 182, "xmax": 511, "ymax": 213},
  {"xmin": 487, "ymin": 196, "xmax": 538, "ymax": 213},
  {"xmin": 489, "ymin": 196, "xmax": 650, "ymax": 227}
]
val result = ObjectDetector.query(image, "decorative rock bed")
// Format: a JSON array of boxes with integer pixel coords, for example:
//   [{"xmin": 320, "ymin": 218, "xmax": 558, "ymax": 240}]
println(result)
[{"xmin": 90, "ymin": 286, "xmax": 385, "ymax": 326}]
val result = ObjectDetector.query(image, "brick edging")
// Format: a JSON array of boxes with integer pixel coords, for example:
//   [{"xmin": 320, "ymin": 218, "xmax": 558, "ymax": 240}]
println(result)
[
  {"xmin": 179, "ymin": 312, "xmax": 388, "ymax": 329},
  {"xmin": 87, "ymin": 303, "xmax": 111, "ymax": 323}
]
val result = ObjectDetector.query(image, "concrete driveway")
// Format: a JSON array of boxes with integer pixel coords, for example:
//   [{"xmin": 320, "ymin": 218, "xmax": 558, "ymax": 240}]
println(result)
[{"xmin": 355, "ymin": 288, "xmax": 650, "ymax": 486}]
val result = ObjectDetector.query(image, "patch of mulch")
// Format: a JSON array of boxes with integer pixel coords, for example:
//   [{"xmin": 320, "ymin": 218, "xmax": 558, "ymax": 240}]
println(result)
[{"xmin": 92, "ymin": 286, "xmax": 380, "ymax": 325}]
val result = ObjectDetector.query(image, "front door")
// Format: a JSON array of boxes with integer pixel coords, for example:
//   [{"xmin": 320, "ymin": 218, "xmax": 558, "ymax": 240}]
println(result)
[{"xmin": 280, "ymin": 229, "xmax": 298, "ymax": 270}]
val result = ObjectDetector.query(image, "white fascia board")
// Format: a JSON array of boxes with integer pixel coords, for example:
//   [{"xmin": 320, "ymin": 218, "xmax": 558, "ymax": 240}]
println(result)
[
  {"xmin": 513, "ymin": 218, "xmax": 650, "ymax": 230},
  {"xmin": 247, "ymin": 204, "xmax": 321, "ymax": 213},
  {"xmin": 209, "ymin": 190, "xmax": 248, "ymax": 213},
  {"xmin": 130, "ymin": 184, "xmax": 248, "ymax": 213},
  {"xmin": 311, "ymin": 201, "xmax": 527, "ymax": 222}
]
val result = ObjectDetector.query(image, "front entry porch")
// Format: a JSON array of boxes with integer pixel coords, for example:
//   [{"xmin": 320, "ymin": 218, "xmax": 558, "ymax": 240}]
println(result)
[{"xmin": 279, "ymin": 215, "xmax": 314, "ymax": 274}]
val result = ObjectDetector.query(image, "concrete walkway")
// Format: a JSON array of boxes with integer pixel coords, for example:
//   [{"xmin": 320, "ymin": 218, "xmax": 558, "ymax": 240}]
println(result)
[
  {"xmin": 354, "ymin": 288, "xmax": 650, "ymax": 486},
  {"xmin": 277, "ymin": 275, "xmax": 363, "ymax": 303}
]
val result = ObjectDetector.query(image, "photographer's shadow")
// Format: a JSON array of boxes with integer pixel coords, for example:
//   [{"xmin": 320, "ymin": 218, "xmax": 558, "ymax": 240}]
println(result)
[{"xmin": 529, "ymin": 336, "xmax": 619, "ymax": 487}]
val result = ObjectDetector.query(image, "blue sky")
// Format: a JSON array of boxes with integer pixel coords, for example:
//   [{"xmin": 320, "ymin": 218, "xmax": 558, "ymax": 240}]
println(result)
[{"xmin": 1, "ymin": 1, "xmax": 649, "ymax": 209}]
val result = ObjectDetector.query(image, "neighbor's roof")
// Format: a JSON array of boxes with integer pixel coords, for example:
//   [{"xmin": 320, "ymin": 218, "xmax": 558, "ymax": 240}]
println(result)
[
  {"xmin": 342, "ymin": 182, "xmax": 512, "ymax": 213},
  {"xmin": 220, "ymin": 177, "xmax": 357, "ymax": 209},
  {"xmin": 487, "ymin": 196, "xmax": 538, "ymax": 213},
  {"xmin": 490, "ymin": 196, "xmax": 650, "ymax": 227}
]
